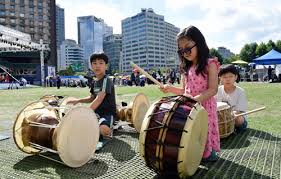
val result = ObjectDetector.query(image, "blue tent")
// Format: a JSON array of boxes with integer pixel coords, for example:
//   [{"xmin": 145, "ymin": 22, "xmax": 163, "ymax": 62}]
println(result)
[{"xmin": 253, "ymin": 49, "xmax": 281, "ymax": 65}]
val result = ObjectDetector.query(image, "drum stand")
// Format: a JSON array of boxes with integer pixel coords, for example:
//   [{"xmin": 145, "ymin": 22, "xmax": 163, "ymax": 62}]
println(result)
[
  {"xmin": 29, "ymin": 142, "xmax": 65, "ymax": 165},
  {"xmin": 20, "ymin": 120, "xmax": 66, "ymax": 165}
]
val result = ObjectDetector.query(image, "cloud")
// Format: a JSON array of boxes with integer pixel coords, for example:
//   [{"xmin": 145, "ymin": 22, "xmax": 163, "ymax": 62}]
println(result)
[
  {"xmin": 164, "ymin": 0, "xmax": 281, "ymax": 53},
  {"xmin": 57, "ymin": 0, "xmax": 281, "ymax": 53}
]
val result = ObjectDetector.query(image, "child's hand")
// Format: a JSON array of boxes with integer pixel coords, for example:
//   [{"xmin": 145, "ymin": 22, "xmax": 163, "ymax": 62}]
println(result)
[
  {"xmin": 232, "ymin": 110, "xmax": 240, "ymax": 117},
  {"xmin": 159, "ymin": 84, "xmax": 170, "ymax": 93}
]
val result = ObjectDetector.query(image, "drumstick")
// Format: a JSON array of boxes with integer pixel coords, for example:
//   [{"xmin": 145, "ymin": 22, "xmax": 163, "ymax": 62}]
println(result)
[
  {"xmin": 234, "ymin": 106, "xmax": 266, "ymax": 117},
  {"xmin": 45, "ymin": 106, "xmax": 69, "ymax": 109},
  {"xmin": 130, "ymin": 61, "xmax": 164, "ymax": 87}
]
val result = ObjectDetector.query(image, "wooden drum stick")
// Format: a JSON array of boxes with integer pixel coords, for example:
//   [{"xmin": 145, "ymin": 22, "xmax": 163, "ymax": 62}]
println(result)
[
  {"xmin": 234, "ymin": 106, "xmax": 266, "ymax": 117},
  {"xmin": 130, "ymin": 62, "xmax": 164, "ymax": 87}
]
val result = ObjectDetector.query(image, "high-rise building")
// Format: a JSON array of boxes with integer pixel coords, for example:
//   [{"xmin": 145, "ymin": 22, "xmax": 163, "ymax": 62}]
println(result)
[
  {"xmin": 0, "ymin": 0, "xmax": 57, "ymax": 66},
  {"xmin": 121, "ymin": 8, "xmax": 180, "ymax": 73},
  {"xmin": 218, "ymin": 47, "xmax": 234, "ymax": 60},
  {"xmin": 77, "ymin": 16, "xmax": 112, "ymax": 69},
  {"xmin": 59, "ymin": 39, "xmax": 84, "ymax": 72},
  {"xmin": 165, "ymin": 22, "xmax": 180, "ymax": 69},
  {"xmin": 56, "ymin": 5, "xmax": 65, "ymax": 49},
  {"xmin": 103, "ymin": 22, "xmax": 113, "ymax": 38},
  {"xmin": 103, "ymin": 34, "xmax": 122, "ymax": 74}
]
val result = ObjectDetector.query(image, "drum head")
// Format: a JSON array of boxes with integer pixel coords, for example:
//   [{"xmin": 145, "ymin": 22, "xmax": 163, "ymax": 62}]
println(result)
[
  {"xmin": 131, "ymin": 93, "xmax": 150, "ymax": 132},
  {"xmin": 177, "ymin": 103, "xmax": 208, "ymax": 177},
  {"xmin": 53, "ymin": 106, "xmax": 99, "ymax": 168},
  {"xmin": 217, "ymin": 102, "xmax": 230, "ymax": 111},
  {"xmin": 13, "ymin": 101, "xmax": 58, "ymax": 154}
]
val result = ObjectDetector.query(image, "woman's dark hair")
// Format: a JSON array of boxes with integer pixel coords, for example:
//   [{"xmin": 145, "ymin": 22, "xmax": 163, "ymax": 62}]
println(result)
[
  {"xmin": 218, "ymin": 64, "xmax": 240, "ymax": 83},
  {"xmin": 90, "ymin": 53, "xmax": 108, "ymax": 64},
  {"xmin": 177, "ymin": 26, "xmax": 210, "ymax": 77}
]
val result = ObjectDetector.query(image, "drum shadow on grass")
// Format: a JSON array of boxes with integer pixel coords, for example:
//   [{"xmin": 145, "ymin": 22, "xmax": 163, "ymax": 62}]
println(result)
[
  {"xmin": 13, "ymin": 154, "xmax": 108, "ymax": 179},
  {"xmin": 97, "ymin": 137, "xmax": 136, "ymax": 162},
  {"xmin": 192, "ymin": 158, "xmax": 272, "ymax": 179},
  {"xmin": 221, "ymin": 128, "xmax": 281, "ymax": 149},
  {"xmin": 151, "ymin": 158, "xmax": 272, "ymax": 179}
]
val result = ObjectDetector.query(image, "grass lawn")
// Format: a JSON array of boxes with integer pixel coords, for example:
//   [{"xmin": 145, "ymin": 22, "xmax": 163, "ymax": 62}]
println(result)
[{"xmin": 0, "ymin": 82, "xmax": 281, "ymax": 135}]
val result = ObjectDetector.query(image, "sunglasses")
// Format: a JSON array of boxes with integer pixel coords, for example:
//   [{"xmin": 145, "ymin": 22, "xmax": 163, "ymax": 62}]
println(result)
[{"xmin": 177, "ymin": 44, "xmax": 196, "ymax": 56}]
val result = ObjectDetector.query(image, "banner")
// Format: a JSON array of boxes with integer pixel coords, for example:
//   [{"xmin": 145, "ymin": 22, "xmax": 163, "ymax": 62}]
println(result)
[{"xmin": 48, "ymin": 66, "xmax": 56, "ymax": 77}]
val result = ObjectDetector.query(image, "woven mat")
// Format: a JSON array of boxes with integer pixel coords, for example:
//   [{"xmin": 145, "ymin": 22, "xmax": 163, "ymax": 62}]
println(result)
[{"xmin": 0, "ymin": 128, "xmax": 280, "ymax": 179}]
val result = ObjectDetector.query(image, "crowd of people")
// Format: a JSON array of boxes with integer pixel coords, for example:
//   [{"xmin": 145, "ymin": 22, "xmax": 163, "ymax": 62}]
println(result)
[
  {"xmin": 45, "ymin": 75, "xmax": 88, "ymax": 88},
  {"xmin": 113, "ymin": 68, "xmax": 181, "ymax": 87},
  {"xmin": 0, "ymin": 74, "xmax": 10, "ymax": 83}
]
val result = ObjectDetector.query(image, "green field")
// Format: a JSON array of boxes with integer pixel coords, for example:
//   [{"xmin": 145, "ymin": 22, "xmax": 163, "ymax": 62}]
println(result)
[{"xmin": 0, "ymin": 82, "xmax": 281, "ymax": 135}]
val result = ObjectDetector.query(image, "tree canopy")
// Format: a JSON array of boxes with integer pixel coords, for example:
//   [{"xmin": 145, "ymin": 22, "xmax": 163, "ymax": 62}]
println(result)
[{"xmin": 220, "ymin": 40, "xmax": 281, "ymax": 64}]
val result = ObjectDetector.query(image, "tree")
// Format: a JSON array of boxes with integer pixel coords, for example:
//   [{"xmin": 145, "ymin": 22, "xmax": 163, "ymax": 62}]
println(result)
[
  {"xmin": 266, "ymin": 40, "xmax": 276, "ymax": 52},
  {"xmin": 58, "ymin": 66, "xmax": 75, "ymax": 76},
  {"xmin": 210, "ymin": 48, "xmax": 223, "ymax": 64},
  {"xmin": 255, "ymin": 42, "xmax": 267, "ymax": 57},
  {"xmin": 75, "ymin": 71, "xmax": 86, "ymax": 76},
  {"xmin": 275, "ymin": 40, "xmax": 281, "ymax": 53},
  {"xmin": 240, "ymin": 43, "xmax": 257, "ymax": 62},
  {"xmin": 226, "ymin": 54, "xmax": 240, "ymax": 64}
]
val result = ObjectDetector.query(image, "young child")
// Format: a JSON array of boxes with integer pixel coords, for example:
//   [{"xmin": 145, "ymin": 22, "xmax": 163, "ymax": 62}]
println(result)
[
  {"xmin": 160, "ymin": 25, "xmax": 220, "ymax": 162},
  {"xmin": 216, "ymin": 64, "xmax": 248, "ymax": 133},
  {"xmin": 67, "ymin": 53, "xmax": 117, "ymax": 149}
]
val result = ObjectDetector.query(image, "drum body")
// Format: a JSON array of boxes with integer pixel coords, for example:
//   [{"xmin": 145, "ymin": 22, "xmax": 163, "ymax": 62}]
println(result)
[
  {"xmin": 217, "ymin": 102, "xmax": 234, "ymax": 138},
  {"xmin": 139, "ymin": 96, "xmax": 208, "ymax": 177},
  {"xmin": 116, "ymin": 106, "xmax": 126, "ymax": 121},
  {"xmin": 13, "ymin": 101, "xmax": 59, "ymax": 154},
  {"xmin": 13, "ymin": 99, "xmax": 99, "ymax": 167}
]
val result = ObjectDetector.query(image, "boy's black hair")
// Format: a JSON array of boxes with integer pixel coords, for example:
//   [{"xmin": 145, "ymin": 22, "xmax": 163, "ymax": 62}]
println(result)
[
  {"xmin": 90, "ymin": 53, "xmax": 109, "ymax": 64},
  {"xmin": 218, "ymin": 64, "xmax": 238, "ymax": 77},
  {"xmin": 219, "ymin": 64, "xmax": 240, "ymax": 83}
]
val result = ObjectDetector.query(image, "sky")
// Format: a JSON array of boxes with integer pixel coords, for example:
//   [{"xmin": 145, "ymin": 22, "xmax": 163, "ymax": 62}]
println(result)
[{"xmin": 56, "ymin": 0, "xmax": 281, "ymax": 54}]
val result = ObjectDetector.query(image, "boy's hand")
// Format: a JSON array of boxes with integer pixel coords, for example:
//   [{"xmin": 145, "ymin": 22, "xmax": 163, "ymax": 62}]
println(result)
[{"xmin": 159, "ymin": 84, "xmax": 170, "ymax": 93}]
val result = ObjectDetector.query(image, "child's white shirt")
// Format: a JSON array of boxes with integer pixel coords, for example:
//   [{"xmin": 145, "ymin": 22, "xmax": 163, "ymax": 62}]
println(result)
[{"xmin": 216, "ymin": 85, "xmax": 247, "ymax": 112}]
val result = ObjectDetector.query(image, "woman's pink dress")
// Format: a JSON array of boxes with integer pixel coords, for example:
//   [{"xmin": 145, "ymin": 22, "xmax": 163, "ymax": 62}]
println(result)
[{"xmin": 184, "ymin": 58, "xmax": 221, "ymax": 158}]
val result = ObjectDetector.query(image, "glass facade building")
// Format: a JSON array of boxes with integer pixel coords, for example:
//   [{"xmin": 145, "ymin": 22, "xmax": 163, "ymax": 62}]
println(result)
[
  {"xmin": 77, "ymin": 16, "xmax": 112, "ymax": 69},
  {"xmin": 103, "ymin": 34, "xmax": 122, "ymax": 74},
  {"xmin": 121, "ymin": 8, "xmax": 180, "ymax": 73},
  {"xmin": 56, "ymin": 5, "xmax": 65, "ymax": 49}
]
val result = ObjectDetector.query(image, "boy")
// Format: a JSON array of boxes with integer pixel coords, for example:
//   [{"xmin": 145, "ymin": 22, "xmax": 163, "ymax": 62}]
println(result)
[
  {"xmin": 216, "ymin": 64, "xmax": 248, "ymax": 133},
  {"xmin": 67, "ymin": 53, "xmax": 117, "ymax": 149}
]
